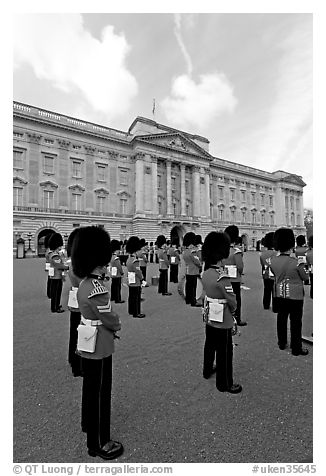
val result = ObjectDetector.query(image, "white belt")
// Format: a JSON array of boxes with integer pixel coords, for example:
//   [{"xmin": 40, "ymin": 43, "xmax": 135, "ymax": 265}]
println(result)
[
  {"xmin": 206, "ymin": 297, "xmax": 227, "ymax": 304},
  {"xmin": 81, "ymin": 316, "xmax": 102, "ymax": 327}
]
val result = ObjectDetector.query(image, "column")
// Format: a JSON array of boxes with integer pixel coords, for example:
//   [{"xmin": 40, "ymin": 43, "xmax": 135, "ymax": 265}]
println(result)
[
  {"xmin": 135, "ymin": 153, "xmax": 144, "ymax": 214},
  {"xmin": 166, "ymin": 159, "xmax": 172, "ymax": 215},
  {"xmin": 180, "ymin": 163, "xmax": 186, "ymax": 216},
  {"xmin": 205, "ymin": 169, "xmax": 211, "ymax": 218},
  {"xmin": 192, "ymin": 166, "xmax": 200, "ymax": 217},
  {"xmin": 151, "ymin": 156, "xmax": 158, "ymax": 215}
]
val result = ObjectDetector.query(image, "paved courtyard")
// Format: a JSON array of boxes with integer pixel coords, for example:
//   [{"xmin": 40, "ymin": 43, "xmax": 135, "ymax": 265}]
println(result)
[{"xmin": 13, "ymin": 252, "xmax": 313, "ymax": 463}]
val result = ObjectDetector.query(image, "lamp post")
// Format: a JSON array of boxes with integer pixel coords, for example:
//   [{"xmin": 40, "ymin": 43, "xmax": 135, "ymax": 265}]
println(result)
[{"xmin": 27, "ymin": 232, "xmax": 32, "ymax": 250}]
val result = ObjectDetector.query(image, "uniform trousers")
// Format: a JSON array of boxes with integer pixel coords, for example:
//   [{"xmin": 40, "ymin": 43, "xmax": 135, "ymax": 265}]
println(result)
[
  {"xmin": 275, "ymin": 298, "xmax": 304, "ymax": 353},
  {"xmin": 158, "ymin": 269, "xmax": 168, "ymax": 294},
  {"xmin": 128, "ymin": 286, "xmax": 141, "ymax": 316},
  {"xmin": 50, "ymin": 279, "xmax": 63, "ymax": 312},
  {"xmin": 203, "ymin": 325, "xmax": 234, "ymax": 391},
  {"xmin": 309, "ymin": 273, "xmax": 313, "ymax": 299},
  {"xmin": 262, "ymin": 278, "xmax": 274, "ymax": 309},
  {"xmin": 46, "ymin": 276, "xmax": 52, "ymax": 299},
  {"xmin": 81, "ymin": 356, "xmax": 112, "ymax": 450},
  {"xmin": 68, "ymin": 311, "xmax": 82, "ymax": 375},
  {"xmin": 111, "ymin": 277, "xmax": 122, "ymax": 302},
  {"xmin": 231, "ymin": 282, "xmax": 242, "ymax": 322},
  {"xmin": 140, "ymin": 266, "xmax": 147, "ymax": 282},
  {"xmin": 185, "ymin": 274, "xmax": 198, "ymax": 305},
  {"xmin": 170, "ymin": 264, "xmax": 179, "ymax": 283},
  {"xmin": 149, "ymin": 254, "xmax": 154, "ymax": 263}
]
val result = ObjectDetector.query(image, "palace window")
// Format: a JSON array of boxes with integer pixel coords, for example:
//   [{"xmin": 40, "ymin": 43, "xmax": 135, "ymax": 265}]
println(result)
[
  {"xmin": 290, "ymin": 196, "xmax": 294, "ymax": 210},
  {"xmin": 96, "ymin": 195, "xmax": 106, "ymax": 213},
  {"xmin": 173, "ymin": 202, "xmax": 177, "ymax": 215},
  {"xmin": 251, "ymin": 212, "xmax": 256, "ymax": 223},
  {"xmin": 242, "ymin": 211, "xmax": 246, "ymax": 223},
  {"xmin": 260, "ymin": 194, "xmax": 265, "ymax": 206},
  {"xmin": 43, "ymin": 190, "xmax": 54, "ymax": 209},
  {"xmin": 261, "ymin": 212, "xmax": 265, "ymax": 225},
  {"xmin": 231, "ymin": 209, "xmax": 235, "ymax": 221},
  {"xmin": 230, "ymin": 189, "xmax": 235, "ymax": 201},
  {"xmin": 285, "ymin": 196, "xmax": 289, "ymax": 208},
  {"xmin": 158, "ymin": 198, "xmax": 163, "ymax": 215},
  {"xmin": 241, "ymin": 190, "xmax": 246, "ymax": 202},
  {"xmin": 13, "ymin": 149, "xmax": 24, "ymax": 169},
  {"xmin": 296, "ymin": 198, "xmax": 299, "ymax": 209},
  {"xmin": 119, "ymin": 169, "xmax": 128, "ymax": 185},
  {"xmin": 297, "ymin": 214, "xmax": 301, "ymax": 225},
  {"xmin": 219, "ymin": 209, "xmax": 224, "ymax": 221},
  {"xmin": 291, "ymin": 213, "xmax": 295, "ymax": 226},
  {"xmin": 185, "ymin": 179, "xmax": 189, "ymax": 194},
  {"xmin": 218, "ymin": 187, "xmax": 224, "ymax": 199},
  {"xmin": 72, "ymin": 160, "xmax": 82, "ymax": 178},
  {"xmin": 158, "ymin": 174, "xmax": 162, "ymax": 189},
  {"xmin": 270, "ymin": 214, "xmax": 274, "ymax": 225},
  {"xmin": 186, "ymin": 202, "xmax": 190, "ymax": 216},
  {"xmin": 72, "ymin": 192, "xmax": 82, "ymax": 211},
  {"xmin": 13, "ymin": 187, "xmax": 23, "ymax": 206},
  {"xmin": 171, "ymin": 177, "xmax": 176, "ymax": 191},
  {"xmin": 97, "ymin": 164, "xmax": 107, "ymax": 182},
  {"xmin": 119, "ymin": 198, "xmax": 127, "ymax": 214},
  {"xmin": 251, "ymin": 192, "xmax": 256, "ymax": 205},
  {"xmin": 43, "ymin": 155, "xmax": 55, "ymax": 174},
  {"xmin": 269, "ymin": 195, "xmax": 273, "ymax": 207}
]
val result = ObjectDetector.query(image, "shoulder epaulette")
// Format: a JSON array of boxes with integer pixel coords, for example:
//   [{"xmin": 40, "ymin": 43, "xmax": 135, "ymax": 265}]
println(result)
[
  {"xmin": 215, "ymin": 268, "xmax": 229, "ymax": 281},
  {"xmin": 88, "ymin": 279, "xmax": 109, "ymax": 298},
  {"xmin": 234, "ymin": 247, "xmax": 242, "ymax": 254}
]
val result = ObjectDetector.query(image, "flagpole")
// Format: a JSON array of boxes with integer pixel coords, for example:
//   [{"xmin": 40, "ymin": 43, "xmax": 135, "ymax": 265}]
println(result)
[{"xmin": 152, "ymin": 98, "xmax": 156, "ymax": 120}]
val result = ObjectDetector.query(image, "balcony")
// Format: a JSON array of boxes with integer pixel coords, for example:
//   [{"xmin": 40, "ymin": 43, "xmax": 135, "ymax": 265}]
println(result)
[{"xmin": 13, "ymin": 206, "xmax": 133, "ymax": 219}]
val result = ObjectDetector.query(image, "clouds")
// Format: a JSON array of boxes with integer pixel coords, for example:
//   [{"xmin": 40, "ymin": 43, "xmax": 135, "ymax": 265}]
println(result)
[
  {"xmin": 161, "ymin": 73, "xmax": 237, "ymax": 131},
  {"xmin": 13, "ymin": 14, "xmax": 138, "ymax": 121},
  {"xmin": 161, "ymin": 14, "xmax": 237, "ymax": 131}
]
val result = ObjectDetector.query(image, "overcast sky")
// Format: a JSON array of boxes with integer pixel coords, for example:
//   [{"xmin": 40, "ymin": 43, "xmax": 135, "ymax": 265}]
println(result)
[{"xmin": 13, "ymin": 11, "xmax": 313, "ymax": 208}]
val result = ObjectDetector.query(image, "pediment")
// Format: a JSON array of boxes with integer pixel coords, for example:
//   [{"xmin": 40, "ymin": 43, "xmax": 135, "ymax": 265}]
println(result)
[
  {"xmin": 280, "ymin": 173, "xmax": 306, "ymax": 187},
  {"xmin": 68, "ymin": 184, "xmax": 85, "ymax": 192},
  {"xmin": 116, "ymin": 190, "xmax": 131, "ymax": 198},
  {"xmin": 39, "ymin": 180, "xmax": 58, "ymax": 188},
  {"xmin": 94, "ymin": 187, "xmax": 110, "ymax": 195},
  {"xmin": 13, "ymin": 175, "xmax": 28, "ymax": 185},
  {"xmin": 134, "ymin": 132, "xmax": 211, "ymax": 158}
]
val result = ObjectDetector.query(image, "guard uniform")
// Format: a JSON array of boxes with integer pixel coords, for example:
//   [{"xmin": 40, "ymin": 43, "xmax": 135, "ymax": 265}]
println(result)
[
  {"xmin": 182, "ymin": 246, "xmax": 202, "ymax": 306},
  {"xmin": 77, "ymin": 275, "xmax": 121, "ymax": 452},
  {"xmin": 270, "ymin": 253, "xmax": 309, "ymax": 354},
  {"xmin": 158, "ymin": 246, "xmax": 171, "ymax": 295},
  {"xmin": 305, "ymin": 247, "xmax": 313, "ymax": 299},
  {"xmin": 109, "ymin": 253, "xmax": 124, "ymax": 303},
  {"xmin": 49, "ymin": 248, "xmax": 69, "ymax": 312},
  {"xmin": 126, "ymin": 254, "xmax": 144, "ymax": 317},
  {"xmin": 168, "ymin": 245, "xmax": 180, "ymax": 283},
  {"xmin": 136, "ymin": 248, "xmax": 148, "ymax": 283},
  {"xmin": 202, "ymin": 265, "xmax": 237, "ymax": 391},
  {"xmin": 67, "ymin": 264, "xmax": 82, "ymax": 376},
  {"xmin": 260, "ymin": 248, "xmax": 277, "ymax": 310},
  {"xmin": 222, "ymin": 245, "xmax": 245, "ymax": 325},
  {"xmin": 45, "ymin": 247, "xmax": 52, "ymax": 299}
]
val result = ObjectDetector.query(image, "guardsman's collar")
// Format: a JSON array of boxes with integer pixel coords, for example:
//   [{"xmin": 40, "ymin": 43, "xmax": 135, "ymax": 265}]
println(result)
[{"xmin": 88, "ymin": 273, "xmax": 106, "ymax": 280}]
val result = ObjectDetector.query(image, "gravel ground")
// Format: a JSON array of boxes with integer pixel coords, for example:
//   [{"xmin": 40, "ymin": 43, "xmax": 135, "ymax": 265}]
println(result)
[{"xmin": 13, "ymin": 252, "xmax": 313, "ymax": 463}]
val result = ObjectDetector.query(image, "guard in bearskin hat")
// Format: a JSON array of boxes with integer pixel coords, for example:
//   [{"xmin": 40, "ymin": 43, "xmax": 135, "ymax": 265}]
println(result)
[
  {"xmin": 44, "ymin": 232, "xmax": 54, "ymax": 299},
  {"xmin": 109, "ymin": 239, "xmax": 125, "ymax": 304},
  {"xmin": 223, "ymin": 225, "xmax": 247, "ymax": 326},
  {"xmin": 306, "ymin": 235, "xmax": 313, "ymax": 299},
  {"xmin": 201, "ymin": 231, "xmax": 242, "ymax": 393},
  {"xmin": 182, "ymin": 232, "xmax": 202, "ymax": 306},
  {"xmin": 259, "ymin": 232, "xmax": 277, "ymax": 310},
  {"xmin": 126, "ymin": 236, "xmax": 146, "ymax": 318},
  {"xmin": 136, "ymin": 238, "xmax": 149, "ymax": 284},
  {"xmin": 71, "ymin": 225, "xmax": 123, "ymax": 460},
  {"xmin": 168, "ymin": 236, "xmax": 181, "ymax": 283},
  {"xmin": 156, "ymin": 235, "xmax": 172, "ymax": 295},
  {"xmin": 269, "ymin": 228, "xmax": 309, "ymax": 356},
  {"xmin": 48, "ymin": 232, "xmax": 69, "ymax": 313}
]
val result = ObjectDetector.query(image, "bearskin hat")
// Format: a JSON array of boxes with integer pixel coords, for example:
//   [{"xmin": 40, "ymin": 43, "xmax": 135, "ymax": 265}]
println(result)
[
  {"xmin": 296, "ymin": 234, "xmax": 306, "ymax": 247},
  {"xmin": 273, "ymin": 228, "xmax": 295, "ymax": 252},
  {"xmin": 71, "ymin": 226, "xmax": 111, "ymax": 278},
  {"xmin": 111, "ymin": 239, "xmax": 121, "ymax": 253},
  {"xmin": 183, "ymin": 232, "xmax": 196, "ymax": 247},
  {"xmin": 126, "ymin": 236, "xmax": 141, "ymax": 254},
  {"xmin": 48, "ymin": 232, "xmax": 64, "ymax": 251},
  {"xmin": 66, "ymin": 227, "xmax": 82, "ymax": 258},
  {"xmin": 140, "ymin": 238, "xmax": 146, "ymax": 248},
  {"xmin": 202, "ymin": 232, "xmax": 231, "ymax": 268},
  {"xmin": 156, "ymin": 235, "xmax": 166, "ymax": 248},
  {"xmin": 224, "ymin": 225, "xmax": 239, "ymax": 244},
  {"xmin": 263, "ymin": 232, "xmax": 275, "ymax": 250},
  {"xmin": 44, "ymin": 232, "xmax": 54, "ymax": 249},
  {"xmin": 195, "ymin": 234, "xmax": 203, "ymax": 245}
]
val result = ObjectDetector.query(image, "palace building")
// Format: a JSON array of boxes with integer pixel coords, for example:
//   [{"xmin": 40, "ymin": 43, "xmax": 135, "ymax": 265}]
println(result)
[{"xmin": 13, "ymin": 101, "xmax": 306, "ymax": 256}]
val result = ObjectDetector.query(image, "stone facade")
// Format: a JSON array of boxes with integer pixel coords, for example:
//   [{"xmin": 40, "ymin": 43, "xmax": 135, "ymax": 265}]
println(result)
[{"xmin": 13, "ymin": 101, "xmax": 306, "ymax": 256}]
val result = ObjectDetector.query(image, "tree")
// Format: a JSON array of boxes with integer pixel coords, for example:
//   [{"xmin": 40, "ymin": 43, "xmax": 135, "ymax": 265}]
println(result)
[{"xmin": 304, "ymin": 208, "xmax": 313, "ymax": 238}]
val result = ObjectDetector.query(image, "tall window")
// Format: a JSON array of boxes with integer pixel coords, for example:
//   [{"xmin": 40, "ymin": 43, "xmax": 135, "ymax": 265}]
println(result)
[
  {"xmin": 218, "ymin": 187, "xmax": 224, "ymax": 199},
  {"xmin": 290, "ymin": 196, "xmax": 294, "ymax": 210},
  {"xmin": 72, "ymin": 193, "xmax": 81, "ymax": 211},
  {"xmin": 231, "ymin": 209, "xmax": 235, "ymax": 221},
  {"xmin": 297, "ymin": 214, "xmax": 301, "ymax": 225},
  {"xmin": 296, "ymin": 198, "xmax": 299, "ymax": 209},
  {"xmin": 186, "ymin": 202, "xmax": 190, "ymax": 216},
  {"xmin": 43, "ymin": 190, "xmax": 54, "ymax": 209},
  {"xmin": 13, "ymin": 150, "xmax": 24, "ymax": 169},
  {"xmin": 269, "ymin": 195, "xmax": 273, "ymax": 207},
  {"xmin": 252, "ymin": 212, "xmax": 256, "ymax": 223},
  {"xmin": 270, "ymin": 214, "xmax": 274, "ymax": 225},
  {"xmin": 97, "ymin": 165, "xmax": 107, "ymax": 182},
  {"xmin": 242, "ymin": 210, "xmax": 246, "ymax": 223},
  {"xmin": 230, "ymin": 189, "xmax": 235, "ymax": 201},
  {"xmin": 120, "ymin": 198, "xmax": 127, "ymax": 214},
  {"xmin": 261, "ymin": 212, "xmax": 265, "ymax": 225},
  {"xmin": 96, "ymin": 195, "xmax": 106, "ymax": 212},
  {"xmin": 13, "ymin": 187, "xmax": 23, "ymax": 206},
  {"xmin": 43, "ymin": 155, "xmax": 54, "ymax": 174},
  {"xmin": 185, "ymin": 179, "xmax": 189, "ymax": 194},
  {"xmin": 251, "ymin": 192, "xmax": 256, "ymax": 205},
  {"xmin": 260, "ymin": 194, "xmax": 265, "ymax": 206},
  {"xmin": 285, "ymin": 196, "xmax": 289, "ymax": 208},
  {"xmin": 219, "ymin": 209, "xmax": 224, "ymax": 221},
  {"xmin": 120, "ymin": 169, "xmax": 128, "ymax": 185},
  {"xmin": 291, "ymin": 213, "xmax": 295, "ymax": 226},
  {"xmin": 171, "ymin": 177, "xmax": 176, "ymax": 190},
  {"xmin": 72, "ymin": 160, "xmax": 82, "ymax": 178},
  {"xmin": 241, "ymin": 190, "xmax": 246, "ymax": 202}
]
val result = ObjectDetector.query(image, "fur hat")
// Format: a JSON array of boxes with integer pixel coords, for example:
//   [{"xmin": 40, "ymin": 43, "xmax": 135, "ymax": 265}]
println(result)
[
  {"xmin": 202, "ymin": 231, "xmax": 230, "ymax": 266},
  {"xmin": 66, "ymin": 227, "xmax": 82, "ymax": 258},
  {"xmin": 71, "ymin": 226, "xmax": 111, "ymax": 278},
  {"xmin": 126, "ymin": 236, "xmax": 141, "ymax": 254},
  {"xmin": 263, "ymin": 232, "xmax": 275, "ymax": 250},
  {"xmin": 48, "ymin": 232, "xmax": 63, "ymax": 251},
  {"xmin": 224, "ymin": 225, "xmax": 239, "ymax": 244},
  {"xmin": 273, "ymin": 228, "xmax": 295, "ymax": 252},
  {"xmin": 195, "ymin": 234, "xmax": 203, "ymax": 245},
  {"xmin": 140, "ymin": 238, "xmax": 146, "ymax": 248},
  {"xmin": 183, "ymin": 232, "xmax": 196, "ymax": 248},
  {"xmin": 111, "ymin": 239, "xmax": 121, "ymax": 253},
  {"xmin": 296, "ymin": 234, "xmax": 306, "ymax": 247},
  {"xmin": 156, "ymin": 235, "xmax": 166, "ymax": 248}
]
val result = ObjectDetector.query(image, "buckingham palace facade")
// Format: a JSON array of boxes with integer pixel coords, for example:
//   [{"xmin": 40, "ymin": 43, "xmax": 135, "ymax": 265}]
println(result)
[{"xmin": 13, "ymin": 101, "xmax": 306, "ymax": 256}]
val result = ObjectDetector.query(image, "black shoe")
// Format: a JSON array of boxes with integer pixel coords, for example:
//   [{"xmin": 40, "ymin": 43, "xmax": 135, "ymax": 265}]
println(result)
[
  {"xmin": 88, "ymin": 440, "xmax": 124, "ymax": 460},
  {"xmin": 55, "ymin": 308, "xmax": 65, "ymax": 313},
  {"xmin": 115, "ymin": 300, "xmax": 125, "ymax": 304},
  {"xmin": 162, "ymin": 292, "xmax": 172, "ymax": 296},
  {"xmin": 292, "ymin": 348, "xmax": 309, "ymax": 356},
  {"xmin": 203, "ymin": 366, "xmax": 216, "ymax": 379},
  {"xmin": 226, "ymin": 384, "xmax": 242, "ymax": 394},
  {"xmin": 133, "ymin": 313, "xmax": 146, "ymax": 318},
  {"xmin": 237, "ymin": 321, "xmax": 247, "ymax": 326},
  {"xmin": 278, "ymin": 344, "xmax": 287, "ymax": 350},
  {"xmin": 191, "ymin": 303, "xmax": 202, "ymax": 307}
]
